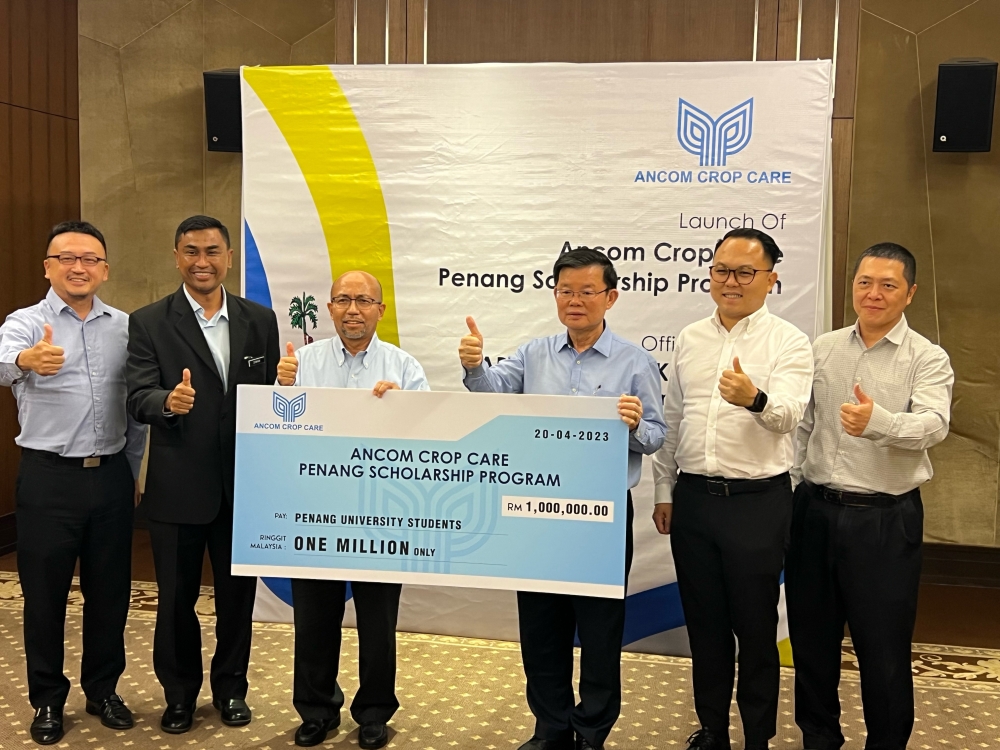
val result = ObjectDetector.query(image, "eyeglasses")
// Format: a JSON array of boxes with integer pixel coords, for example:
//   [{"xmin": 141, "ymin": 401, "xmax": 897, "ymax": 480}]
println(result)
[
  {"xmin": 708, "ymin": 265, "xmax": 771, "ymax": 285},
  {"xmin": 46, "ymin": 253, "xmax": 107, "ymax": 267},
  {"xmin": 553, "ymin": 288, "xmax": 610, "ymax": 300},
  {"xmin": 330, "ymin": 296, "xmax": 382, "ymax": 310}
]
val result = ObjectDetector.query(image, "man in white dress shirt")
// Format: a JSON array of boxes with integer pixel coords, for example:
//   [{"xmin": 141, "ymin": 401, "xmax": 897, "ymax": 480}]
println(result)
[
  {"xmin": 652, "ymin": 228, "xmax": 814, "ymax": 750},
  {"xmin": 787, "ymin": 243, "xmax": 953, "ymax": 750},
  {"xmin": 277, "ymin": 271, "xmax": 429, "ymax": 750}
]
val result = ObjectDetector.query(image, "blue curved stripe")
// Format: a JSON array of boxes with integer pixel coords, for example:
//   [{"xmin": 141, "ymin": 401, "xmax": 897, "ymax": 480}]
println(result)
[
  {"xmin": 622, "ymin": 582, "xmax": 686, "ymax": 645},
  {"xmin": 261, "ymin": 577, "xmax": 353, "ymax": 607},
  {"xmin": 244, "ymin": 220, "xmax": 272, "ymax": 308}
]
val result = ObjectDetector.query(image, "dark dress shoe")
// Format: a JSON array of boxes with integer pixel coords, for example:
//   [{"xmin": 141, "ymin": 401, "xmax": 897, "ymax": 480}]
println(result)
[
  {"xmin": 30, "ymin": 707, "xmax": 64, "ymax": 745},
  {"xmin": 160, "ymin": 703, "xmax": 196, "ymax": 734},
  {"xmin": 577, "ymin": 738, "xmax": 601, "ymax": 750},
  {"xmin": 213, "ymin": 698, "xmax": 252, "ymax": 727},
  {"xmin": 684, "ymin": 729, "xmax": 731, "ymax": 750},
  {"xmin": 295, "ymin": 717, "xmax": 341, "ymax": 747},
  {"xmin": 86, "ymin": 694, "xmax": 134, "ymax": 730},
  {"xmin": 517, "ymin": 737, "xmax": 574, "ymax": 750},
  {"xmin": 358, "ymin": 722, "xmax": 389, "ymax": 749}
]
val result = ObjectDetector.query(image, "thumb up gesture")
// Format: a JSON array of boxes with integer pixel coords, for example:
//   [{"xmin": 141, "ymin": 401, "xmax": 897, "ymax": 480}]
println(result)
[
  {"xmin": 166, "ymin": 368, "xmax": 196, "ymax": 415},
  {"xmin": 718, "ymin": 356, "xmax": 758, "ymax": 408},
  {"xmin": 16, "ymin": 324, "xmax": 65, "ymax": 376},
  {"xmin": 840, "ymin": 383, "xmax": 874, "ymax": 437},
  {"xmin": 459, "ymin": 316, "xmax": 484, "ymax": 369},
  {"xmin": 277, "ymin": 342, "xmax": 298, "ymax": 386}
]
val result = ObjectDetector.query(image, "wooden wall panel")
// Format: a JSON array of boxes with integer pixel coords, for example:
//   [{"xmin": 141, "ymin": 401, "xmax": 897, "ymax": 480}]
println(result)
[
  {"xmin": 335, "ymin": 0, "xmax": 355, "ymax": 64},
  {"xmin": 0, "ymin": 0, "xmax": 80, "ymax": 551},
  {"xmin": 831, "ymin": 118, "xmax": 854, "ymax": 326},
  {"xmin": 756, "ymin": 0, "xmax": 780, "ymax": 61},
  {"xmin": 406, "ymin": 0, "xmax": 424, "ymax": 63},
  {"xmin": 832, "ymin": 0, "xmax": 860, "ymax": 118},
  {"xmin": 356, "ymin": 0, "xmax": 387, "ymax": 64}
]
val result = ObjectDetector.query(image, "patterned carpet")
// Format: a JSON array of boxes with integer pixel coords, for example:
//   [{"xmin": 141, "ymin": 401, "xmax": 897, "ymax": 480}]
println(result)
[{"xmin": 0, "ymin": 572, "xmax": 999, "ymax": 749}]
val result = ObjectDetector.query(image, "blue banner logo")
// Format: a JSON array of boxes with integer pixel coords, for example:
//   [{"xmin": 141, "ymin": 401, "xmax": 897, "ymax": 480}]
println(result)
[
  {"xmin": 677, "ymin": 98, "xmax": 754, "ymax": 167},
  {"xmin": 273, "ymin": 392, "xmax": 307, "ymax": 423}
]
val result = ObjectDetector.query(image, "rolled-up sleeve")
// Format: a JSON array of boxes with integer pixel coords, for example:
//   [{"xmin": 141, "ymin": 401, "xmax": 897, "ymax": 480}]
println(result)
[
  {"xmin": 862, "ymin": 347, "xmax": 953, "ymax": 451},
  {"xmin": 629, "ymin": 353, "xmax": 666, "ymax": 455},
  {"xmin": 0, "ymin": 311, "xmax": 36, "ymax": 387},
  {"xmin": 463, "ymin": 346, "xmax": 527, "ymax": 394},
  {"xmin": 751, "ymin": 331, "xmax": 814, "ymax": 435}
]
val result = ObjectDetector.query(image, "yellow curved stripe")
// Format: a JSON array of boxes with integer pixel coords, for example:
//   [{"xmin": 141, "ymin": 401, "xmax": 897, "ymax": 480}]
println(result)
[
  {"xmin": 244, "ymin": 66, "xmax": 398, "ymax": 346},
  {"xmin": 778, "ymin": 637, "xmax": 794, "ymax": 667}
]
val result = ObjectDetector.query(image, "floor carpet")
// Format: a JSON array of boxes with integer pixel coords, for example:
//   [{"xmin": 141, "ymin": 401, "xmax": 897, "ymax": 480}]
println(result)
[{"xmin": 1, "ymin": 572, "xmax": 999, "ymax": 749}]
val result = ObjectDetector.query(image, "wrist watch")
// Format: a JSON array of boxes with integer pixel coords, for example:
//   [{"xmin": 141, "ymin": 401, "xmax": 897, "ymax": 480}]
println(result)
[{"xmin": 746, "ymin": 390, "xmax": 768, "ymax": 414}]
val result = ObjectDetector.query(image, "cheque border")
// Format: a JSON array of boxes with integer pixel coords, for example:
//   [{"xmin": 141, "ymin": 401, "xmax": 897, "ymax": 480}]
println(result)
[{"xmin": 232, "ymin": 564, "xmax": 625, "ymax": 599}]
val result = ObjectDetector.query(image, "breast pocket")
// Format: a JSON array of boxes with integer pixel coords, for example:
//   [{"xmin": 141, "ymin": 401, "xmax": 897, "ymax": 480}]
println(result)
[{"xmin": 868, "ymin": 375, "xmax": 911, "ymax": 414}]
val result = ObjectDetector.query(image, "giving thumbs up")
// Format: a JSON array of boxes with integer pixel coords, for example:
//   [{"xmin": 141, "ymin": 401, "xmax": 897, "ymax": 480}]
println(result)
[
  {"xmin": 718, "ymin": 355, "xmax": 758, "ymax": 407},
  {"xmin": 277, "ymin": 342, "xmax": 299, "ymax": 386},
  {"xmin": 840, "ymin": 382, "xmax": 875, "ymax": 437},
  {"xmin": 459, "ymin": 316, "xmax": 484, "ymax": 369},
  {"xmin": 166, "ymin": 368, "xmax": 196, "ymax": 415},
  {"xmin": 16, "ymin": 323, "xmax": 66, "ymax": 376}
]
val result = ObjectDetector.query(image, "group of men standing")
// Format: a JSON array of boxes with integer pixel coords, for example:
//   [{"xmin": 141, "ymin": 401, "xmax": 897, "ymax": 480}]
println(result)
[{"xmin": 0, "ymin": 217, "xmax": 952, "ymax": 750}]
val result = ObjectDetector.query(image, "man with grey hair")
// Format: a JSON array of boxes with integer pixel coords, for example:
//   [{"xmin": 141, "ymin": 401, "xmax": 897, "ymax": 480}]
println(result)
[
  {"xmin": 277, "ymin": 270, "xmax": 429, "ymax": 749},
  {"xmin": 788, "ymin": 242, "xmax": 953, "ymax": 750}
]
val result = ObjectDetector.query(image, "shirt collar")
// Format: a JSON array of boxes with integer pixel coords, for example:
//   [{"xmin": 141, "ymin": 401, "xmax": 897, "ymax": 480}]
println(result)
[
  {"xmin": 45, "ymin": 287, "xmax": 111, "ymax": 322},
  {"xmin": 332, "ymin": 332, "xmax": 381, "ymax": 367},
  {"xmin": 183, "ymin": 284, "xmax": 229, "ymax": 323},
  {"xmin": 711, "ymin": 302, "xmax": 770, "ymax": 335},
  {"xmin": 851, "ymin": 314, "xmax": 909, "ymax": 347},
  {"xmin": 556, "ymin": 322, "xmax": 613, "ymax": 358}
]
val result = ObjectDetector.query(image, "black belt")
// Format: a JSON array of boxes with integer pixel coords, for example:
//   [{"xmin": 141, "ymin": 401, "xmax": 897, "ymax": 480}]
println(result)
[
  {"xmin": 679, "ymin": 472, "xmax": 789, "ymax": 497},
  {"xmin": 817, "ymin": 483, "xmax": 913, "ymax": 508},
  {"xmin": 21, "ymin": 448, "xmax": 121, "ymax": 469}
]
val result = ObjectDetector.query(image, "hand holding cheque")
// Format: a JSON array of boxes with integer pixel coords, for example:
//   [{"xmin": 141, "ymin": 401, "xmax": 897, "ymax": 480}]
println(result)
[{"xmin": 461, "ymin": 316, "xmax": 645, "ymax": 430}]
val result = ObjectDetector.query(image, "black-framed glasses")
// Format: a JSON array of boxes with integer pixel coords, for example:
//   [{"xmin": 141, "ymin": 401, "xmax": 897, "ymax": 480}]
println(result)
[
  {"xmin": 46, "ymin": 253, "xmax": 107, "ymax": 267},
  {"xmin": 553, "ymin": 288, "xmax": 610, "ymax": 300},
  {"xmin": 708, "ymin": 265, "xmax": 771, "ymax": 286},
  {"xmin": 330, "ymin": 295, "xmax": 382, "ymax": 310}
]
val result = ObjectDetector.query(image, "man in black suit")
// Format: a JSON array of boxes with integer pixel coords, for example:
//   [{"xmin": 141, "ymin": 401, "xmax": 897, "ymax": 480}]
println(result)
[{"xmin": 126, "ymin": 215, "xmax": 279, "ymax": 734}]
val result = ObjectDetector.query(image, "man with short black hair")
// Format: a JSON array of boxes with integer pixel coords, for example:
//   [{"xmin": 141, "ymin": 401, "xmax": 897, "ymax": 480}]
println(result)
[
  {"xmin": 459, "ymin": 248, "xmax": 666, "ymax": 750},
  {"xmin": 0, "ymin": 221, "xmax": 146, "ymax": 744},
  {"xmin": 652, "ymin": 227, "xmax": 814, "ymax": 750},
  {"xmin": 127, "ymin": 215, "xmax": 280, "ymax": 734},
  {"xmin": 788, "ymin": 242, "xmax": 953, "ymax": 750}
]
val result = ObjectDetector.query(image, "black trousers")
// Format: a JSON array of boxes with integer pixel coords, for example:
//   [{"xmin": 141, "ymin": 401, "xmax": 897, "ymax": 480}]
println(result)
[
  {"xmin": 148, "ymin": 503, "xmax": 257, "ymax": 705},
  {"xmin": 291, "ymin": 579, "xmax": 402, "ymax": 725},
  {"xmin": 15, "ymin": 448, "xmax": 134, "ymax": 708},
  {"xmin": 671, "ymin": 473, "xmax": 791, "ymax": 744},
  {"xmin": 785, "ymin": 481, "xmax": 922, "ymax": 750},
  {"xmin": 517, "ymin": 492, "xmax": 633, "ymax": 749}
]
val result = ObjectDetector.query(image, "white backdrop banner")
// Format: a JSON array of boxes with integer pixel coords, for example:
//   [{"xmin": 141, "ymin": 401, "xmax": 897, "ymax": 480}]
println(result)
[{"xmin": 240, "ymin": 61, "xmax": 833, "ymax": 658}]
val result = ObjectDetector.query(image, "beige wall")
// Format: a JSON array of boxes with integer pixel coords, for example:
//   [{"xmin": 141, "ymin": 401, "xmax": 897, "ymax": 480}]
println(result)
[
  {"xmin": 848, "ymin": 0, "xmax": 1000, "ymax": 544},
  {"xmin": 79, "ymin": 0, "xmax": 341, "ymax": 312}
]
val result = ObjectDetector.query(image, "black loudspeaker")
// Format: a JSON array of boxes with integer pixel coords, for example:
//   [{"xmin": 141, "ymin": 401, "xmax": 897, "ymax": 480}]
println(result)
[
  {"xmin": 933, "ymin": 58, "xmax": 997, "ymax": 152},
  {"xmin": 204, "ymin": 69, "xmax": 242, "ymax": 153}
]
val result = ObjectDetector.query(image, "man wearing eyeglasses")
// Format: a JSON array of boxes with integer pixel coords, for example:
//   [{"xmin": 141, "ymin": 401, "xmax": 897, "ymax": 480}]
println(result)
[
  {"xmin": 650, "ymin": 227, "xmax": 813, "ymax": 750},
  {"xmin": 0, "ymin": 221, "xmax": 147, "ymax": 744},
  {"xmin": 126, "ymin": 215, "xmax": 280, "ymax": 735},
  {"xmin": 276, "ymin": 270, "xmax": 429, "ymax": 749},
  {"xmin": 458, "ymin": 248, "xmax": 666, "ymax": 750}
]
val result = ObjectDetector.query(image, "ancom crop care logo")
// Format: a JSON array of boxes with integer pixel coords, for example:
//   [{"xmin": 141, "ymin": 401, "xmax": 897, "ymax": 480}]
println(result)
[
  {"xmin": 273, "ymin": 392, "xmax": 307, "ymax": 423},
  {"xmin": 677, "ymin": 98, "xmax": 754, "ymax": 167}
]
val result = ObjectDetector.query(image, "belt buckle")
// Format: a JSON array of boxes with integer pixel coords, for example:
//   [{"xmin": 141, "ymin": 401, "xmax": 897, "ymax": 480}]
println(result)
[
  {"xmin": 83, "ymin": 456, "xmax": 101, "ymax": 468},
  {"xmin": 706, "ymin": 479, "xmax": 729, "ymax": 497}
]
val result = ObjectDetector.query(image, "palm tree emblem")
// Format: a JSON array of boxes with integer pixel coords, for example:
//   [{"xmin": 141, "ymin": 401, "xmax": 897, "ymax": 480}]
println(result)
[{"xmin": 288, "ymin": 293, "xmax": 318, "ymax": 345}]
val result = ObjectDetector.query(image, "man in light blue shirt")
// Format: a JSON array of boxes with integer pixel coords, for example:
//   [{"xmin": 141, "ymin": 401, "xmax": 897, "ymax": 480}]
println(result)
[
  {"xmin": 0, "ymin": 221, "xmax": 146, "ymax": 745},
  {"xmin": 459, "ymin": 248, "xmax": 665, "ymax": 750},
  {"xmin": 277, "ymin": 270, "xmax": 428, "ymax": 750}
]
